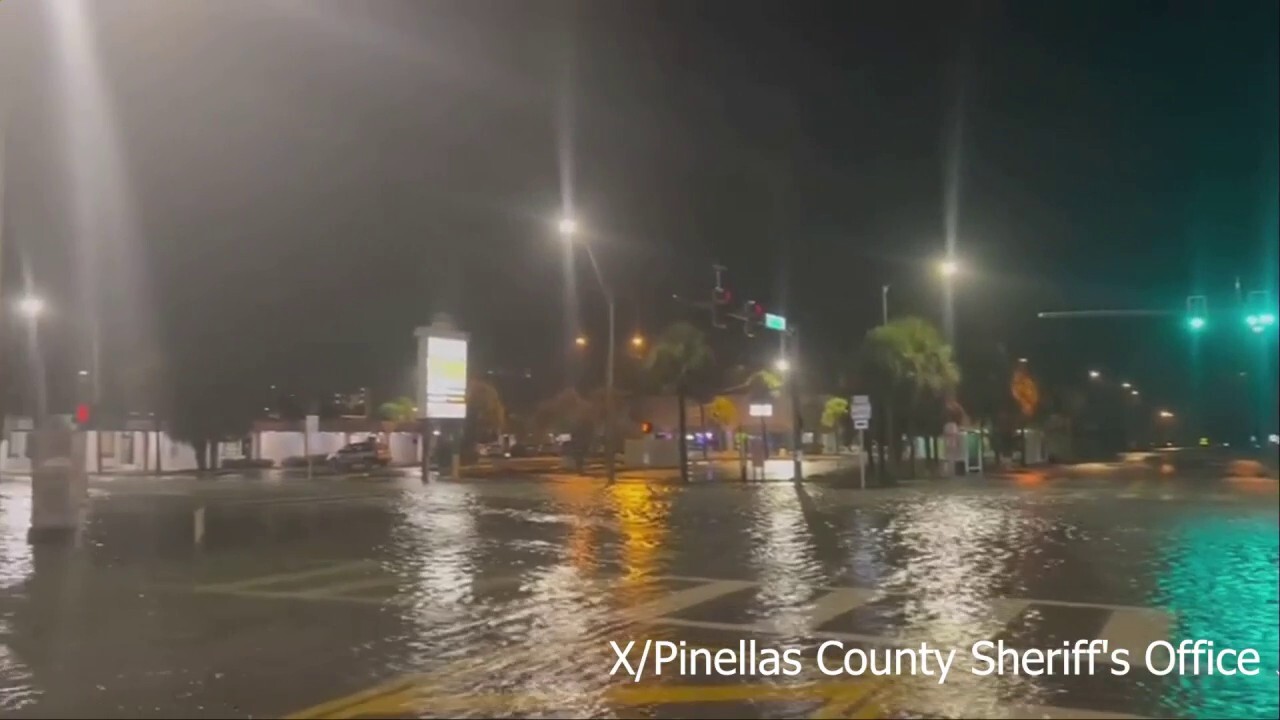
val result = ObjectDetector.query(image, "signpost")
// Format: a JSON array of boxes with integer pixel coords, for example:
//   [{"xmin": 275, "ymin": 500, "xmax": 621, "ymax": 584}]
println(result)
[
  {"xmin": 416, "ymin": 315, "xmax": 469, "ymax": 481},
  {"xmin": 850, "ymin": 396, "xmax": 872, "ymax": 489},
  {"xmin": 305, "ymin": 414, "xmax": 318, "ymax": 480},
  {"xmin": 748, "ymin": 403, "xmax": 772, "ymax": 480},
  {"xmin": 764, "ymin": 313, "xmax": 787, "ymax": 332}
]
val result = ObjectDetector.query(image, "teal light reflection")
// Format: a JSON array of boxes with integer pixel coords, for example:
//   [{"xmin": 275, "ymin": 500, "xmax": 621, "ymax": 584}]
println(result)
[{"xmin": 1155, "ymin": 515, "xmax": 1279, "ymax": 719}]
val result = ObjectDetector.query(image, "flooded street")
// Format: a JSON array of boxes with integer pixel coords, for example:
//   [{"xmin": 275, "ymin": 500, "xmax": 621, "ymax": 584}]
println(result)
[{"xmin": 0, "ymin": 472, "xmax": 1275, "ymax": 719}]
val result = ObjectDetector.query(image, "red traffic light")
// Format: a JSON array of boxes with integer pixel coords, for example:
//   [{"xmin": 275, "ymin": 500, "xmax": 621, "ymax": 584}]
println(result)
[
  {"xmin": 751, "ymin": 302, "xmax": 764, "ymax": 318},
  {"xmin": 75, "ymin": 404, "xmax": 91, "ymax": 426}
]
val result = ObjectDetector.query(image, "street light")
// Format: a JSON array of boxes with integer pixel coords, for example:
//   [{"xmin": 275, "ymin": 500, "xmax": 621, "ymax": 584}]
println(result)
[
  {"xmin": 1121, "ymin": 382, "xmax": 1132, "ymax": 389},
  {"xmin": 938, "ymin": 257, "xmax": 960, "ymax": 278},
  {"xmin": 1159, "ymin": 410, "xmax": 1174, "ymax": 419},
  {"xmin": 558, "ymin": 215, "xmax": 616, "ymax": 485},
  {"xmin": 775, "ymin": 357, "xmax": 791, "ymax": 373},
  {"xmin": 1089, "ymin": 369, "xmax": 1101, "ymax": 379},
  {"xmin": 17, "ymin": 294, "xmax": 44, "ymax": 318},
  {"xmin": 1131, "ymin": 389, "xmax": 1140, "ymax": 397},
  {"xmin": 630, "ymin": 334, "xmax": 644, "ymax": 349},
  {"xmin": 1018, "ymin": 357, "xmax": 1028, "ymax": 364}
]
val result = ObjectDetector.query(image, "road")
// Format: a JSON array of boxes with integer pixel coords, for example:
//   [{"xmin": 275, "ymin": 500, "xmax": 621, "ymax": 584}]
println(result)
[{"xmin": 0, "ymin": 460, "xmax": 1275, "ymax": 718}]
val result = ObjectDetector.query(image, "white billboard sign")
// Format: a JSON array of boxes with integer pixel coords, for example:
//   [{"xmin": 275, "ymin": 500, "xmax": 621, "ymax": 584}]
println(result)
[{"xmin": 424, "ymin": 335, "xmax": 468, "ymax": 419}]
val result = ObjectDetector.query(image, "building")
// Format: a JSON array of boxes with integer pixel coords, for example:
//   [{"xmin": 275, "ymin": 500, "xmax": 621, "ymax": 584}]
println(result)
[{"xmin": 1, "ymin": 415, "xmax": 425, "ymax": 473}]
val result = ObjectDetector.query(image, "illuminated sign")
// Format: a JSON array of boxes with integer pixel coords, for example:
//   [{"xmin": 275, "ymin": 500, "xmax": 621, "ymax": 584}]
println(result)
[
  {"xmin": 764, "ymin": 313, "xmax": 787, "ymax": 331},
  {"xmin": 748, "ymin": 403, "xmax": 773, "ymax": 418},
  {"xmin": 425, "ymin": 336, "xmax": 468, "ymax": 419}
]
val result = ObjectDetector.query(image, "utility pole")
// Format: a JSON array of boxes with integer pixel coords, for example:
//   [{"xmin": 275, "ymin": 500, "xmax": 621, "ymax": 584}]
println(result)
[
  {"xmin": 787, "ymin": 328, "xmax": 802, "ymax": 482},
  {"xmin": 881, "ymin": 285, "xmax": 889, "ymax": 326}
]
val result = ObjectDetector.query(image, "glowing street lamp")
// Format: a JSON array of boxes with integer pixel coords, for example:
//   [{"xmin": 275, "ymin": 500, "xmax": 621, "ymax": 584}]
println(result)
[
  {"xmin": 630, "ymin": 334, "xmax": 644, "ymax": 349},
  {"xmin": 1158, "ymin": 410, "xmax": 1174, "ymax": 419},
  {"xmin": 1088, "ymin": 369, "xmax": 1101, "ymax": 379},
  {"xmin": 775, "ymin": 358, "xmax": 791, "ymax": 373},
  {"xmin": 938, "ymin": 257, "xmax": 960, "ymax": 278},
  {"xmin": 1131, "ymin": 389, "xmax": 1140, "ymax": 397},
  {"xmin": 1121, "ymin": 382, "xmax": 1132, "ymax": 389},
  {"xmin": 557, "ymin": 212, "xmax": 616, "ymax": 485},
  {"xmin": 557, "ymin": 217, "xmax": 577, "ymax": 237},
  {"xmin": 17, "ymin": 294, "xmax": 44, "ymax": 319}
]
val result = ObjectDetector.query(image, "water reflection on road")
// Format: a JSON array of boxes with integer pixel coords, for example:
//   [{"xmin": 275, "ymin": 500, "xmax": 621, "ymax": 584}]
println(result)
[{"xmin": 0, "ymin": 473, "xmax": 1273, "ymax": 718}]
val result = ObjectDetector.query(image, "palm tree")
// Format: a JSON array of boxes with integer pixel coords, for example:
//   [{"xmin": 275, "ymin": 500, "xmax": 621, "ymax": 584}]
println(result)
[
  {"xmin": 859, "ymin": 316, "xmax": 960, "ymax": 478},
  {"xmin": 645, "ymin": 321, "xmax": 713, "ymax": 483}
]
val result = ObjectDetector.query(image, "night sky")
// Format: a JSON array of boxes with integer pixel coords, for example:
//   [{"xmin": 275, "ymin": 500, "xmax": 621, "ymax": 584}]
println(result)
[{"xmin": 1, "ymin": 0, "xmax": 1276, "ymax": 423}]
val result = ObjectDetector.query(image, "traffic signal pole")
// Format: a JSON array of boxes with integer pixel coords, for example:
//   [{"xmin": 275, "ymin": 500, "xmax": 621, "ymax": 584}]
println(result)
[{"xmin": 786, "ymin": 327, "xmax": 803, "ymax": 483}]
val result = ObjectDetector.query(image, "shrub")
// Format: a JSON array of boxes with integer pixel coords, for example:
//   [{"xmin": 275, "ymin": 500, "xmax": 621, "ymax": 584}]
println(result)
[
  {"xmin": 282, "ymin": 454, "xmax": 328, "ymax": 468},
  {"xmin": 221, "ymin": 458, "xmax": 274, "ymax": 469}
]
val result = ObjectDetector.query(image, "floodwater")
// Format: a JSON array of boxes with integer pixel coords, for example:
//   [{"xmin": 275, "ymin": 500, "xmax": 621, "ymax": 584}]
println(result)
[{"xmin": 0, "ymin": 469, "xmax": 1275, "ymax": 719}]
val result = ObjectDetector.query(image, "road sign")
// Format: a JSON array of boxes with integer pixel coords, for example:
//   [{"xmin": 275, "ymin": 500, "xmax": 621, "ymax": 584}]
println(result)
[
  {"xmin": 854, "ymin": 419, "xmax": 869, "ymax": 430},
  {"xmin": 748, "ymin": 403, "xmax": 773, "ymax": 418},
  {"xmin": 764, "ymin": 313, "xmax": 787, "ymax": 331},
  {"xmin": 851, "ymin": 395, "xmax": 872, "ymax": 421}
]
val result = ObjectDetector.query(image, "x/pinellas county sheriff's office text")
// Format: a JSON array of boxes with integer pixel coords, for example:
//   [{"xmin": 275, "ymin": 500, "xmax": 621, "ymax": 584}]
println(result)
[{"xmin": 608, "ymin": 639, "xmax": 1269, "ymax": 684}]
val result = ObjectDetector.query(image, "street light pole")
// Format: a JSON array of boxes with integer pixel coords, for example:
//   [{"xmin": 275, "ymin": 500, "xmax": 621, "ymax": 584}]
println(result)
[
  {"xmin": 881, "ymin": 285, "xmax": 889, "ymax": 326},
  {"xmin": 561, "ymin": 218, "xmax": 616, "ymax": 485},
  {"xmin": 788, "ymin": 328, "xmax": 802, "ymax": 482}
]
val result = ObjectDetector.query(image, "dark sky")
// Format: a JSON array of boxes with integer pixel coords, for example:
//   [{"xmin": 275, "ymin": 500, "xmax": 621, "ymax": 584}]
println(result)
[{"xmin": 1, "ymin": 0, "xmax": 1276, "ymax": 419}]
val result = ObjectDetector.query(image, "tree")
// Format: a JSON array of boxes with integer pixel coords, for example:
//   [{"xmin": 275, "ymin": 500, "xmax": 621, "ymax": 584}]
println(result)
[
  {"xmin": 1010, "ymin": 364, "xmax": 1040, "ymax": 465},
  {"xmin": 378, "ymin": 396, "xmax": 417, "ymax": 423},
  {"xmin": 821, "ymin": 396, "xmax": 850, "ymax": 449},
  {"xmin": 467, "ymin": 379, "xmax": 505, "ymax": 441},
  {"xmin": 533, "ymin": 388, "xmax": 590, "ymax": 436},
  {"xmin": 859, "ymin": 317, "xmax": 960, "ymax": 478},
  {"xmin": 645, "ymin": 321, "xmax": 713, "ymax": 483},
  {"xmin": 707, "ymin": 395, "xmax": 738, "ymax": 447},
  {"xmin": 166, "ymin": 383, "xmax": 254, "ymax": 472}
]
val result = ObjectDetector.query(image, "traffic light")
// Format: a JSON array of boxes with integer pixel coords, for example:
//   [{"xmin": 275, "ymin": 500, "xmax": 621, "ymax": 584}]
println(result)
[
  {"xmin": 74, "ymin": 403, "xmax": 92, "ymax": 428},
  {"xmin": 743, "ymin": 301, "xmax": 765, "ymax": 337},
  {"xmin": 711, "ymin": 286, "xmax": 732, "ymax": 329},
  {"xmin": 1244, "ymin": 290, "xmax": 1275, "ymax": 333},
  {"xmin": 1186, "ymin": 295, "xmax": 1207, "ymax": 331},
  {"xmin": 640, "ymin": 421, "xmax": 653, "ymax": 435}
]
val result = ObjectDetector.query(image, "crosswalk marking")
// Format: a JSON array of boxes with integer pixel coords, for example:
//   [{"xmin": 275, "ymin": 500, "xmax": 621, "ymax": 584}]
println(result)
[
  {"xmin": 1099, "ymin": 606, "xmax": 1172, "ymax": 671},
  {"xmin": 197, "ymin": 561, "xmax": 374, "ymax": 592},
  {"xmin": 261, "ymin": 567, "xmax": 1169, "ymax": 720}
]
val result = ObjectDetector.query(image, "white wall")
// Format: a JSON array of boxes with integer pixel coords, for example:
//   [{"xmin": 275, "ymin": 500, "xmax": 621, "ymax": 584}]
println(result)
[
  {"xmin": 3, "ymin": 428, "xmax": 427, "ymax": 473},
  {"xmin": 258, "ymin": 431, "xmax": 352, "ymax": 464},
  {"xmin": 0, "ymin": 433, "xmax": 33, "ymax": 473}
]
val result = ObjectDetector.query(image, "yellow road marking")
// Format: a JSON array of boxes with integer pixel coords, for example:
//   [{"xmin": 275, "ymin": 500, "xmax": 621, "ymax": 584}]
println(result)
[
  {"xmin": 305, "ymin": 676, "xmax": 889, "ymax": 719},
  {"xmin": 285, "ymin": 673, "xmax": 429, "ymax": 720}
]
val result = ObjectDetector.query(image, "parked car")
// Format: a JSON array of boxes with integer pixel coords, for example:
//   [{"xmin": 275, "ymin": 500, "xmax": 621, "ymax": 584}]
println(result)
[{"xmin": 327, "ymin": 440, "xmax": 390, "ymax": 470}]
